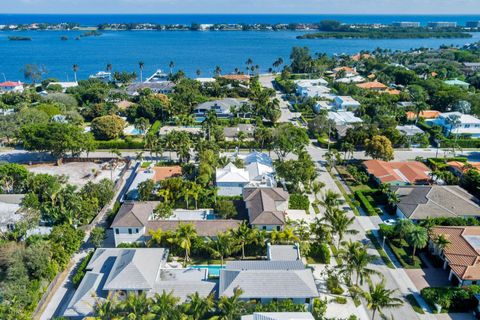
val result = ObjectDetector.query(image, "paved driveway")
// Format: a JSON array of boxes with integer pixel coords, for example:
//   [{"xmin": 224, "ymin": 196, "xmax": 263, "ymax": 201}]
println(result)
[{"xmin": 406, "ymin": 268, "xmax": 451, "ymax": 291}]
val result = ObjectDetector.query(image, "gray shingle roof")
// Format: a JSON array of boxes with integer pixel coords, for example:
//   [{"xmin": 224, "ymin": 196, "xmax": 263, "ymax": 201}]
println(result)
[
  {"xmin": 226, "ymin": 260, "xmax": 305, "ymax": 270},
  {"xmin": 392, "ymin": 185, "xmax": 480, "ymax": 220},
  {"xmin": 219, "ymin": 269, "xmax": 318, "ymax": 299},
  {"xmin": 146, "ymin": 219, "xmax": 241, "ymax": 237},
  {"xmin": 243, "ymin": 188, "xmax": 289, "ymax": 226},
  {"xmin": 152, "ymin": 268, "xmax": 216, "ymax": 301},
  {"xmin": 110, "ymin": 201, "xmax": 159, "ymax": 228},
  {"xmin": 63, "ymin": 272, "xmax": 105, "ymax": 317},
  {"xmin": 103, "ymin": 248, "xmax": 168, "ymax": 290},
  {"xmin": 268, "ymin": 244, "xmax": 300, "ymax": 261}
]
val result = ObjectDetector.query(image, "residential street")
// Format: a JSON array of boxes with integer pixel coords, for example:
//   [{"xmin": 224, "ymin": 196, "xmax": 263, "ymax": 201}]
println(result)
[
  {"xmin": 260, "ymin": 75, "xmax": 431, "ymax": 320},
  {"xmin": 39, "ymin": 162, "xmax": 136, "ymax": 320}
]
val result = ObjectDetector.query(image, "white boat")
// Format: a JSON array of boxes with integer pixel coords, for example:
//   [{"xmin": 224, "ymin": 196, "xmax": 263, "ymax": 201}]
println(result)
[
  {"xmin": 89, "ymin": 71, "xmax": 112, "ymax": 82},
  {"xmin": 146, "ymin": 69, "xmax": 169, "ymax": 83}
]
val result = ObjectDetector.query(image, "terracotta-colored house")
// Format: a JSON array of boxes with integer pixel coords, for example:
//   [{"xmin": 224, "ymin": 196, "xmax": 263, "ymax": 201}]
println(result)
[
  {"xmin": 152, "ymin": 166, "xmax": 182, "ymax": 182},
  {"xmin": 363, "ymin": 160, "xmax": 431, "ymax": 185},
  {"xmin": 356, "ymin": 81, "xmax": 387, "ymax": 91},
  {"xmin": 447, "ymin": 161, "xmax": 480, "ymax": 176},
  {"xmin": 406, "ymin": 110, "xmax": 441, "ymax": 121},
  {"xmin": 430, "ymin": 226, "xmax": 480, "ymax": 286}
]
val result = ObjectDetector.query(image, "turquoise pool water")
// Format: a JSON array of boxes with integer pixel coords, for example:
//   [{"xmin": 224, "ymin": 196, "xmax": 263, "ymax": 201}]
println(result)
[{"xmin": 190, "ymin": 265, "xmax": 224, "ymax": 277}]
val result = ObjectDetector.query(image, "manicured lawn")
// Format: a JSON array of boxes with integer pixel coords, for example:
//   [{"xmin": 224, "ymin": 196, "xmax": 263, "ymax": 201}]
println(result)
[
  {"xmin": 366, "ymin": 232, "xmax": 395, "ymax": 269},
  {"xmin": 386, "ymin": 239, "xmax": 425, "ymax": 269},
  {"xmin": 406, "ymin": 294, "xmax": 425, "ymax": 314},
  {"xmin": 329, "ymin": 172, "xmax": 360, "ymax": 216},
  {"xmin": 329, "ymin": 244, "xmax": 343, "ymax": 265}
]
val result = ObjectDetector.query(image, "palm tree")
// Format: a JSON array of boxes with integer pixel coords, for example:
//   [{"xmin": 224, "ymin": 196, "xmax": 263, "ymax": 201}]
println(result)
[
  {"xmin": 169, "ymin": 61, "xmax": 175, "ymax": 74},
  {"xmin": 202, "ymin": 110, "xmax": 218, "ymax": 141},
  {"xmin": 311, "ymin": 181, "xmax": 325, "ymax": 203},
  {"xmin": 387, "ymin": 191, "xmax": 400, "ymax": 209},
  {"xmin": 447, "ymin": 114, "xmax": 462, "ymax": 156},
  {"xmin": 205, "ymin": 231, "xmax": 234, "ymax": 266},
  {"xmin": 281, "ymin": 227, "xmax": 300, "ymax": 244},
  {"xmin": 183, "ymin": 292, "xmax": 215, "ymax": 319},
  {"xmin": 147, "ymin": 228, "xmax": 163, "ymax": 247},
  {"xmin": 93, "ymin": 292, "xmax": 118, "ymax": 320},
  {"xmin": 150, "ymin": 291, "xmax": 181, "ymax": 320},
  {"xmin": 407, "ymin": 226, "xmax": 428, "ymax": 260},
  {"xmin": 212, "ymin": 287, "xmax": 246, "ymax": 320},
  {"xmin": 362, "ymin": 279, "xmax": 403, "ymax": 320},
  {"xmin": 72, "ymin": 64, "xmax": 79, "ymax": 83},
  {"xmin": 118, "ymin": 292, "xmax": 152, "ymax": 319},
  {"xmin": 231, "ymin": 221, "xmax": 253, "ymax": 259},
  {"xmin": 106, "ymin": 63, "xmax": 112, "ymax": 73},
  {"xmin": 196, "ymin": 69, "xmax": 201, "ymax": 77},
  {"xmin": 340, "ymin": 240, "xmax": 380, "ymax": 286},
  {"xmin": 432, "ymin": 233, "xmax": 450, "ymax": 256},
  {"xmin": 320, "ymin": 190, "xmax": 342, "ymax": 211},
  {"xmin": 322, "ymin": 207, "xmax": 357, "ymax": 247},
  {"xmin": 175, "ymin": 223, "xmax": 197, "ymax": 264},
  {"xmin": 189, "ymin": 182, "xmax": 202, "ymax": 210},
  {"xmin": 138, "ymin": 61, "xmax": 144, "ymax": 82},
  {"xmin": 394, "ymin": 219, "xmax": 414, "ymax": 241},
  {"xmin": 214, "ymin": 65, "xmax": 222, "ymax": 76}
]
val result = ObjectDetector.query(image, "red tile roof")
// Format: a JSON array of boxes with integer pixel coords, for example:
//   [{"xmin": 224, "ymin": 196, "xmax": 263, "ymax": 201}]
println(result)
[
  {"xmin": 406, "ymin": 110, "xmax": 441, "ymax": 120},
  {"xmin": 356, "ymin": 81, "xmax": 387, "ymax": 90},
  {"xmin": 431, "ymin": 226, "xmax": 480, "ymax": 280},
  {"xmin": 0, "ymin": 81, "xmax": 22, "ymax": 87},
  {"xmin": 447, "ymin": 161, "xmax": 480, "ymax": 174},
  {"xmin": 152, "ymin": 166, "xmax": 182, "ymax": 182},
  {"xmin": 363, "ymin": 160, "xmax": 431, "ymax": 184},
  {"xmin": 219, "ymin": 74, "xmax": 251, "ymax": 82}
]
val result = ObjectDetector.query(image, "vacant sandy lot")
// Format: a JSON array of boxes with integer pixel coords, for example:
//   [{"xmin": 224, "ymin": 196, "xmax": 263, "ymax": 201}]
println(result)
[{"xmin": 28, "ymin": 161, "xmax": 125, "ymax": 188}]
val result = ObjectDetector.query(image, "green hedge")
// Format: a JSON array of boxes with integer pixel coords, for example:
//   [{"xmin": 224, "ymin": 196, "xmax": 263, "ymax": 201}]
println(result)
[
  {"xmin": 217, "ymin": 140, "xmax": 261, "ymax": 150},
  {"xmin": 421, "ymin": 286, "xmax": 480, "ymax": 313},
  {"xmin": 72, "ymin": 251, "xmax": 94, "ymax": 288},
  {"xmin": 96, "ymin": 139, "xmax": 144, "ymax": 149},
  {"xmin": 147, "ymin": 120, "xmax": 161, "ymax": 136},
  {"xmin": 354, "ymin": 190, "xmax": 377, "ymax": 216},
  {"xmin": 289, "ymin": 194, "xmax": 310, "ymax": 210},
  {"xmin": 308, "ymin": 242, "xmax": 331, "ymax": 264},
  {"xmin": 366, "ymin": 231, "xmax": 395, "ymax": 269},
  {"xmin": 442, "ymin": 139, "xmax": 480, "ymax": 148}
]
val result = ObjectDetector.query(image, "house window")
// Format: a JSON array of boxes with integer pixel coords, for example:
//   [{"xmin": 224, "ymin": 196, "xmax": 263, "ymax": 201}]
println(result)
[
  {"xmin": 464, "ymin": 124, "xmax": 471, "ymax": 128},
  {"xmin": 135, "ymin": 228, "xmax": 139, "ymax": 233},
  {"xmin": 473, "ymin": 281, "xmax": 478, "ymax": 285},
  {"xmin": 115, "ymin": 229, "xmax": 119, "ymax": 235},
  {"xmin": 262, "ymin": 226, "xmax": 267, "ymax": 231},
  {"xmin": 306, "ymin": 298, "xmax": 311, "ymax": 303},
  {"xmin": 128, "ymin": 228, "xmax": 132, "ymax": 235},
  {"xmin": 276, "ymin": 226, "xmax": 281, "ymax": 231}
]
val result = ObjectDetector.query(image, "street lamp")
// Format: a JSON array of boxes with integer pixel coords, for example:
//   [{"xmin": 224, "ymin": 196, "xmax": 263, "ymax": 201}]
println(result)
[{"xmin": 382, "ymin": 235, "xmax": 386, "ymax": 250}]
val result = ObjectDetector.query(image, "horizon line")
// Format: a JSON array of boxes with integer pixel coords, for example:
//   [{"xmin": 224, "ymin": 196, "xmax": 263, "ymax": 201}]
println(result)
[{"xmin": 2, "ymin": 13, "xmax": 480, "ymax": 16}]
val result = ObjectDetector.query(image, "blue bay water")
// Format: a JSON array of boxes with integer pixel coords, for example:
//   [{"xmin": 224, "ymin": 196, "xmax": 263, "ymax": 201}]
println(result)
[{"xmin": 0, "ymin": 14, "xmax": 479, "ymax": 81}]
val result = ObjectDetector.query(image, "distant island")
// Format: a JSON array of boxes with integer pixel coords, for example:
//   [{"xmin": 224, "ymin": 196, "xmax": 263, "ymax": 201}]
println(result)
[
  {"xmin": 298, "ymin": 30, "xmax": 472, "ymax": 40},
  {"xmin": 2, "ymin": 19, "xmax": 479, "ymax": 36},
  {"xmin": 297, "ymin": 20, "xmax": 473, "ymax": 39},
  {"xmin": 8, "ymin": 36, "xmax": 32, "ymax": 41}
]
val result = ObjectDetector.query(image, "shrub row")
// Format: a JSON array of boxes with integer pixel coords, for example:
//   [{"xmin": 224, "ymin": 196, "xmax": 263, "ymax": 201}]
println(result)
[
  {"xmin": 72, "ymin": 251, "xmax": 94, "ymax": 288},
  {"xmin": 289, "ymin": 193, "xmax": 310, "ymax": 211},
  {"xmin": 421, "ymin": 286, "xmax": 480, "ymax": 313},
  {"xmin": 354, "ymin": 190, "xmax": 378, "ymax": 216},
  {"xmin": 442, "ymin": 139, "xmax": 480, "ymax": 149},
  {"xmin": 147, "ymin": 120, "xmax": 161, "ymax": 136},
  {"xmin": 96, "ymin": 138, "xmax": 144, "ymax": 149},
  {"xmin": 308, "ymin": 242, "xmax": 331, "ymax": 264}
]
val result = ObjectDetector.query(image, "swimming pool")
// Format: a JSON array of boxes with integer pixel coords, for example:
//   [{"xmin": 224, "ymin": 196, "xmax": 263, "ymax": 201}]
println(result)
[{"xmin": 190, "ymin": 265, "xmax": 224, "ymax": 277}]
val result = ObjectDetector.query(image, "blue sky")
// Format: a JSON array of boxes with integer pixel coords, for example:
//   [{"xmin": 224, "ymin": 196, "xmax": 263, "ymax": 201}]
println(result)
[{"xmin": 3, "ymin": 0, "xmax": 480, "ymax": 14}]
